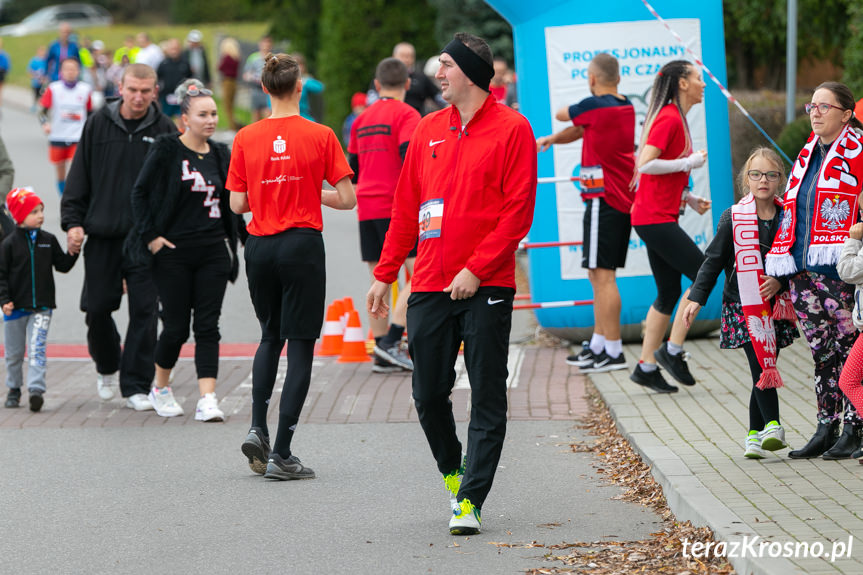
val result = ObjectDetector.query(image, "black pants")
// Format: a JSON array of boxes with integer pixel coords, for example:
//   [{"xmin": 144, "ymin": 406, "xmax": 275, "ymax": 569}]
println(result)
[
  {"xmin": 633, "ymin": 222, "xmax": 704, "ymax": 315},
  {"xmin": 82, "ymin": 237, "xmax": 158, "ymax": 397},
  {"xmin": 244, "ymin": 229, "xmax": 326, "ymax": 451},
  {"xmin": 151, "ymin": 241, "xmax": 231, "ymax": 379},
  {"xmin": 742, "ymin": 343, "xmax": 781, "ymax": 430},
  {"xmin": 407, "ymin": 287, "xmax": 515, "ymax": 510}
]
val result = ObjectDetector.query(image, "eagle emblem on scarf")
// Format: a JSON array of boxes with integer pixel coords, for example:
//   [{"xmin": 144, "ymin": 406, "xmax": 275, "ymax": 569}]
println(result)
[
  {"xmin": 778, "ymin": 207, "xmax": 793, "ymax": 240},
  {"xmin": 747, "ymin": 314, "xmax": 777, "ymax": 355},
  {"xmin": 820, "ymin": 195, "xmax": 851, "ymax": 231}
]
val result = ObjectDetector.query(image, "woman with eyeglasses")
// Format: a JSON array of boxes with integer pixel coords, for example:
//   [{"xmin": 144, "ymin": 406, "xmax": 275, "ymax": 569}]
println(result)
[
  {"xmin": 764, "ymin": 81, "xmax": 863, "ymax": 460},
  {"xmin": 682, "ymin": 148, "xmax": 799, "ymax": 459},
  {"xmin": 127, "ymin": 79, "xmax": 243, "ymax": 422},
  {"xmin": 226, "ymin": 53, "xmax": 355, "ymax": 479},
  {"xmin": 628, "ymin": 60, "xmax": 711, "ymax": 394}
]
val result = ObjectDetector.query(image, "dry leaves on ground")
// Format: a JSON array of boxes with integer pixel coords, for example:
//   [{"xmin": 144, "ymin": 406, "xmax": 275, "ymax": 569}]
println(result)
[{"xmin": 515, "ymin": 379, "xmax": 735, "ymax": 575}]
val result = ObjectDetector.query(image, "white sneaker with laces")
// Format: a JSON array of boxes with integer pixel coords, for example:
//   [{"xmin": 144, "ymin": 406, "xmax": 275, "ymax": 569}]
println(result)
[
  {"xmin": 125, "ymin": 393, "xmax": 154, "ymax": 411},
  {"xmin": 449, "ymin": 498, "xmax": 481, "ymax": 535},
  {"xmin": 758, "ymin": 421, "xmax": 787, "ymax": 451},
  {"xmin": 148, "ymin": 386, "xmax": 184, "ymax": 417},
  {"xmin": 97, "ymin": 373, "xmax": 117, "ymax": 401},
  {"xmin": 195, "ymin": 393, "xmax": 224, "ymax": 422}
]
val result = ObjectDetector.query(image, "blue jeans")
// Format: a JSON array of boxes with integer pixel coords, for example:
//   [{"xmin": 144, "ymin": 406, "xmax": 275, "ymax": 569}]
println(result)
[{"xmin": 5, "ymin": 310, "xmax": 52, "ymax": 392}]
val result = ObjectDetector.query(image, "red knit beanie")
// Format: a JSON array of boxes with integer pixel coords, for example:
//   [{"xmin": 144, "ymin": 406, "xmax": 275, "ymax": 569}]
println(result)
[{"xmin": 7, "ymin": 187, "xmax": 43, "ymax": 225}]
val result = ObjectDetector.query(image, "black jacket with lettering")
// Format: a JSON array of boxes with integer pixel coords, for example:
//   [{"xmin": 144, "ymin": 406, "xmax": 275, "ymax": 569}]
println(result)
[
  {"xmin": 61, "ymin": 98, "xmax": 177, "ymax": 239},
  {"xmin": 0, "ymin": 228, "xmax": 78, "ymax": 310}
]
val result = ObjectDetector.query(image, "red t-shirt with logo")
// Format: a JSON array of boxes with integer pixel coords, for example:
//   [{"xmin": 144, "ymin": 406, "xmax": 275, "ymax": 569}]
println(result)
[
  {"xmin": 226, "ymin": 115, "xmax": 353, "ymax": 236},
  {"xmin": 348, "ymin": 98, "xmax": 420, "ymax": 221},
  {"xmin": 568, "ymin": 94, "xmax": 635, "ymax": 214},
  {"xmin": 630, "ymin": 104, "xmax": 690, "ymax": 226}
]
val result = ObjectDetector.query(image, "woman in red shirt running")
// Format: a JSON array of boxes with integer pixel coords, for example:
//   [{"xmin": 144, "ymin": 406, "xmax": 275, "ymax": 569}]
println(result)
[
  {"xmin": 227, "ymin": 53, "xmax": 355, "ymax": 480},
  {"xmin": 629, "ymin": 60, "xmax": 710, "ymax": 394}
]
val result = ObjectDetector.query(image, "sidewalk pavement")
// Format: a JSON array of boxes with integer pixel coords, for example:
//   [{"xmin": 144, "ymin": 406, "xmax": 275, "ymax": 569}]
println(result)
[{"xmin": 589, "ymin": 336, "xmax": 863, "ymax": 575}]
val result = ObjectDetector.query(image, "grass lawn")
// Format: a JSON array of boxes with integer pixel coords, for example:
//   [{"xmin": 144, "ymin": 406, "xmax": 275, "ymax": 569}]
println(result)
[{"xmin": 6, "ymin": 22, "xmax": 269, "ymax": 129}]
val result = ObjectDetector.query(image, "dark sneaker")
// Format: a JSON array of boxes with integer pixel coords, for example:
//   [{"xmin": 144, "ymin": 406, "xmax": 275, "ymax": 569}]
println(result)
[
  {"xmin": 5, "ymin": 388, "xmax": 21, "ymax": 408},
  {"xmin": 580, "ymin": 351, "xmax": 627, "ymax": 373},
  {"xmin": 241, "ymin": 427, "xmax": 271, "ymax": 475},
  {"xmin": 264, "ymin": 453, "xmax": 316, "ymax": 480},
  {"xmin": 630, "ymin": 364, "xmax": 678, "ymax": 393},
  {"xmin": 28, "ymin": 390, "xmax": 43, "ymax": 413},
  {"xmin": 372, "ymin": 355, "xmax": 404, "ymax": 374},
  {"xmin": 374, "ymin": 343, "xmax": 413, "ymax": 371},
  {"xmin": 565, "ymin": 341, "xmax": 595, "ymax": 367},
  {"xmin": 653, "ymin": 343, "xmax": 696, "ymax": 386}
]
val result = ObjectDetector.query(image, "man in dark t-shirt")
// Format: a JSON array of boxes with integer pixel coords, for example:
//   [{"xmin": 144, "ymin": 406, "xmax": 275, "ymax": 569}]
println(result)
[
  {"xmin": 536, "ymin": 53, "xmax": 636, "ymax": 373},
  {"xmin": 366, "ymin": 42, "xmax": 447, "ymax": 115}
]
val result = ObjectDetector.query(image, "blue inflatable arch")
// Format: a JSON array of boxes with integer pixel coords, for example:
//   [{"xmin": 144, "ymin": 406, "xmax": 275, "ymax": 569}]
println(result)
[{"xmin": 487, "ymin": 0, "xmax": 732, "ymax": 341}]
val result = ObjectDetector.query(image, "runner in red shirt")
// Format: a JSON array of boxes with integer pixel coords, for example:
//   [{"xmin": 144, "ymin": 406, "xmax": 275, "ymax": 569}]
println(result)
[
  {"xmin": 536, "ymin": 53, "xmax": 635, "ymax": 373},
  {"xmin": 348, "ymin": 57, "xmax": 420, "ymax": 373},
  {"xmin": 228, "ymin": 53, "xmax": 355, "ymax": 480},
  {"xmin": 367, "ymin": 33, "xmax": 536, "ymax": 536},
  {"xmin": 629, "ymin": 60, "xmax": 710, "ymax": 393}
]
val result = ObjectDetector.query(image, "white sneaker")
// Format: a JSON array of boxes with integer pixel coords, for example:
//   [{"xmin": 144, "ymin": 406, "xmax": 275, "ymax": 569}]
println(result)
[
  {"xmin": 97, "ymin": 373, "xmax": 117, "ymax": 401},
  {"xmin": 195, "ymin": 393, "xmax": 224, "ymax": 422},
  {"xmin": 125, "ymin": 393, "xmax": 154, "ymax": 411},
  {"xmin": 758, "ymin": 421, "xmax": 788, "ymax": 452},
  {"xmin": 744, "ymin": 435, "xmax": 766, "ymax": 459},
  {"xmin": 449, "ymin": 498, "xmax": 481, "ymax": 535},
  {"xmin": 148, "ymin": 386, "xmax": 184, "ymax": 417}
]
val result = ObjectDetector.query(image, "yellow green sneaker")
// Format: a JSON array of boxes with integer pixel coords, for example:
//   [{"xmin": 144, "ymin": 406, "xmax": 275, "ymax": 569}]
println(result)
[
  {"xmin": 442, "ymin": 454, "xmax": 466, "ymax": 514},
  {"xmin": 449, "ymin": 498, "xmax": 481, "ymax": 535}
]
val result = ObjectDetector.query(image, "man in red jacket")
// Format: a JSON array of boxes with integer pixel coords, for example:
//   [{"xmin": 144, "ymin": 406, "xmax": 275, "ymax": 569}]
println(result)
[{"xmin": 367, "ymin": 32, "xmax": 537, "ymax": 536}]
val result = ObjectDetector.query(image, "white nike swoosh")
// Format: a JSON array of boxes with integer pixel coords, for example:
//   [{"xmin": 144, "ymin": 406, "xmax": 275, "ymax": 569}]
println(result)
[
  {"xmin": 487, "ymin": 298, "xmax": 505, "ymax": 305},
  {"xmin": 429, "ymin": 139, "xmax": 446, "ymax": 147}
]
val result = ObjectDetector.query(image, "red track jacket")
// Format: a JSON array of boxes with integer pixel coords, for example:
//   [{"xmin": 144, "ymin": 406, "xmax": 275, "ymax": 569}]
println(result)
[{"xmin": 375, "ymin": 94, "xmax": 537, "ymax": 291}]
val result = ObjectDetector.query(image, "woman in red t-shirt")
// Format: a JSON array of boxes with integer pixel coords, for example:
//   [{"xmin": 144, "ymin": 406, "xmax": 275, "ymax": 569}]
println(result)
[
  {"xmin": 629, "ymin": 60, "xmax": 710, "ymax": 394},
  {"xmin": 227, "ymin": 53, "xmax": 355, "ymax": 480}
]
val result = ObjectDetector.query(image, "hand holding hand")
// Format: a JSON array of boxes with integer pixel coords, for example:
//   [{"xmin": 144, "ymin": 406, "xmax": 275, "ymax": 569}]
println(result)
[{"xmin": 67, "ymin": 226, "xmax": 84, "ymax": 255}]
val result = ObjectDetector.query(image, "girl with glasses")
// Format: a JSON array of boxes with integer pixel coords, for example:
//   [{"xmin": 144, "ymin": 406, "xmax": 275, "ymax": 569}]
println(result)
[
  {"xmin": 683, "ymin": 148, "xmax": 799, "ymax": 459},
  {"xmin": 765, "ymin": 81, "xmax": 863, "ymax": 460},
  {"xmin": 127, "ymin": 79, "xmax": 244, "ymax": 422}
]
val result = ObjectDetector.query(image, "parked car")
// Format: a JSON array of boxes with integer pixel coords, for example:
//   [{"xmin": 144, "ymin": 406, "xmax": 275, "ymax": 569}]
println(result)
[{"xmin": 0, "ymin": 4, "xmax": 112, "ymax": 36}]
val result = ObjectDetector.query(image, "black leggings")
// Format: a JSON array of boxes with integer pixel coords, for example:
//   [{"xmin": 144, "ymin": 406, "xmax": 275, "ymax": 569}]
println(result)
[
  {"xmin": 742, "ymin": 342, "xmax": 780, "ymax": 430},
  {"xmin": 634, "ymin": 222, "xmax": 705, "ymax": 315}
]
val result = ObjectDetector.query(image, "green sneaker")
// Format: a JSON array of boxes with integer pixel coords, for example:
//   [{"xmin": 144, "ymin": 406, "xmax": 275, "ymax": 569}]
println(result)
[
  {"xmin": 449, "ymin": 498, "xmax": 481, "ymax": 535},
  {"xmin": 442, "ymin": 454, "xmax": 466, "ymax": 514}
]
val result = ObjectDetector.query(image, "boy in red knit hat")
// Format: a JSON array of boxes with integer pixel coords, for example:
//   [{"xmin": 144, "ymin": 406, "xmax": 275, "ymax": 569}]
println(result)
[{"xmin": 0, "ymin": 187, "xmax": 77, "ymax": 411}]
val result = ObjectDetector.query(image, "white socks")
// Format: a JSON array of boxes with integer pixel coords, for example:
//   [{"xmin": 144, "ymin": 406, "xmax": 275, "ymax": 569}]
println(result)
[
  {"xmin": 589, "ymin": 333, "xmax": 606, "ymax": 355},
  {"xmin": 667, "ymin": 341, "xmax": 684, "ymax": 356},
  {"xmin": 605, "ymin": 339, "xmax": 623, "ymax": 359}
]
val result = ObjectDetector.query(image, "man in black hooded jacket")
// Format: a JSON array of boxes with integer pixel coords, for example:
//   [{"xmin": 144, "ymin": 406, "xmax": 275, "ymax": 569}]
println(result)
[{"xmin": 61, "ymin": 63, "xmax": 176, "ymax": 409}]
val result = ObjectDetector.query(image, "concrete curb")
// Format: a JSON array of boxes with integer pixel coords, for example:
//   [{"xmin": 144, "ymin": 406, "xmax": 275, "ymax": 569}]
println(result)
[{"xmin": 594, "ymin": 377, "xmax": 799, "ymax": 575}]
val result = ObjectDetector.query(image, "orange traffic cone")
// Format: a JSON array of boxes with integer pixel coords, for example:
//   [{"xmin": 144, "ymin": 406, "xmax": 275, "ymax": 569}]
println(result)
[
  {"xmin": 340, "ymin": 297, "xmax": 355, "ymax": 332},
  {"xmin": 338, "ymin": 309, "xmax": 371, "ymax": 363},
  {"xmin": 318, "ymin": 300, "xmax": 345, "ymax": 356}
]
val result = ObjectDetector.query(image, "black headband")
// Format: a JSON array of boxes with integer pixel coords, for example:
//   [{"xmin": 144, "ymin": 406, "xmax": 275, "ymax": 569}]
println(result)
[{"xmin": 441, "ymin": 39, "xmax": 494, "ymax": 92}]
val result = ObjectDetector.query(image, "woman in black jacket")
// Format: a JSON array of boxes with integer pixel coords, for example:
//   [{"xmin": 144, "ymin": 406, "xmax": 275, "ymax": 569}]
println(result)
[{"xmin": 129, "ymin": 79, "xmax": 243, "ymax": 422}]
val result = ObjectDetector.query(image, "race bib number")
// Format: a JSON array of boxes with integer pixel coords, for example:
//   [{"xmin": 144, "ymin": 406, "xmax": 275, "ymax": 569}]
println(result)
[
  {"xmin": 580, "ymin": 165, "xmax": 605, "ymax": 197},
  {"xmin": 418, "ymin": 198, "xmax": 443, "ymax": 241}
]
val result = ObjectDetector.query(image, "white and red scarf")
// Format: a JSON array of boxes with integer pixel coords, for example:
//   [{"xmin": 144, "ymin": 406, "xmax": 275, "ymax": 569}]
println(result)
[
  {"xmin": 733, "ymin": 193, "xmax": 795, "ymax": 390},
  {"xmin": 765, "ymin": 124, "xmax": 863, "ymax": 276}
]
